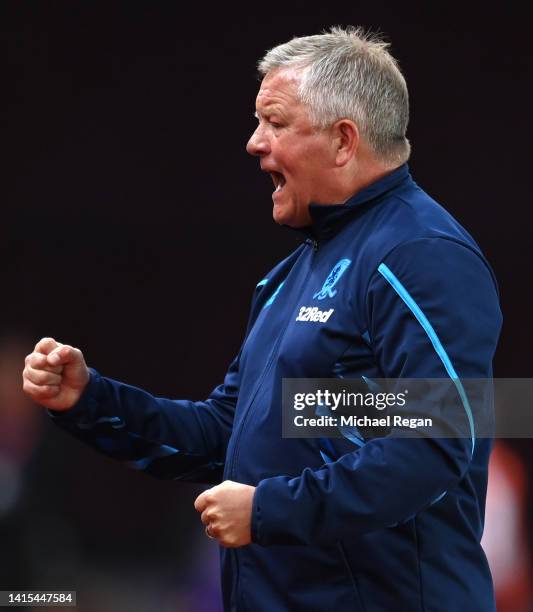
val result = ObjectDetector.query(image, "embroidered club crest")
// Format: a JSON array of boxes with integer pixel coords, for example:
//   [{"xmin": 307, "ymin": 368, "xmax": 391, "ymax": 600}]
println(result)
[{"xmin": 313, "ymin": 259, "xmax": 352, "ymax": 300}]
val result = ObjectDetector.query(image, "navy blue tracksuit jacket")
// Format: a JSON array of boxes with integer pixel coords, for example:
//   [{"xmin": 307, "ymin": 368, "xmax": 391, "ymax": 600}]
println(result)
[{"xmin": 51, "ymin": 165, "xmax": 502, "ymax": 611}]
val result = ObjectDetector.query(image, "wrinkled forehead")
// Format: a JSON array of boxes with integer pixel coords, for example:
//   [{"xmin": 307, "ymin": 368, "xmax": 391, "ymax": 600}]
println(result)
[{"xmin": 255, "ymin": 67, "xmax": 306, "ymax": 110}]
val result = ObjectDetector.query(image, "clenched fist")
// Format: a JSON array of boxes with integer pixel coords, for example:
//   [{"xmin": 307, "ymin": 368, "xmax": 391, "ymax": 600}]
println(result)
[
  {"xmin": 194, "ymin": 480, "xmax": 255, "ymax": 548},
  {"xmin": 22, "ymin": 337, "xmax": 90, "ymax": 411}
]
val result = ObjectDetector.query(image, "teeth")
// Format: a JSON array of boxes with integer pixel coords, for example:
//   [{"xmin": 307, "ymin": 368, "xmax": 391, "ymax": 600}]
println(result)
[{"xmin": 273, "ymin": 173, "xmax": 285, "ymax": 192}]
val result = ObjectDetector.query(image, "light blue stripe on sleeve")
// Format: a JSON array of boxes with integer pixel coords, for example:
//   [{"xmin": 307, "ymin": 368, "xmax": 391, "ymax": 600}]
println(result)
[
  {"xmin": 377, "ymin": 262, "xmax": 475, "ymax": 456},
  {"xmin": 263, "ymin": 281, "xmax": 285, "ymax": 309}
]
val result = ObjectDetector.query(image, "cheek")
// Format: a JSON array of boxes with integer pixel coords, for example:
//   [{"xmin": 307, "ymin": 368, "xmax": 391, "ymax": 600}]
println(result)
[
  {"xmin": 282, "ymin": 152, "xmax": 311, "ymax": 183},
  {"xmin": 272, "ymin": 136, "xmax": 305, "ymax": 169}
]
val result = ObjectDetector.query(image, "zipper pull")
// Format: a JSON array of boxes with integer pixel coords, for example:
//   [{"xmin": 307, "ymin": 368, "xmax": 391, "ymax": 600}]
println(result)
[{"xmin": 305, "ymin": 238, "xmax": 319, "ymax": 252}]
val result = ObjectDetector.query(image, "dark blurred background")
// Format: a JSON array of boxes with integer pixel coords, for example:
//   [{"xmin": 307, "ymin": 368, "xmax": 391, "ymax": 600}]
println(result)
[{"xmin": 2, "ymin": 2, "xmax": 532, "ymax": 611}]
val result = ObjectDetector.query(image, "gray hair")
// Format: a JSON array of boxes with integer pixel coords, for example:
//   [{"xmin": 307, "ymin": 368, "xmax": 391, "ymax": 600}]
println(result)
[{"xmin": 258, "ymin": 26, "xmax": 411, "ymax": 166}]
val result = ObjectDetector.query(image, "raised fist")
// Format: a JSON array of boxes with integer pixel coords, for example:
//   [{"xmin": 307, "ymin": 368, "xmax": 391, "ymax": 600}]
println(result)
[{"xmin": 22, "ymin": 337, "xmax": 90, "ymax": 411}]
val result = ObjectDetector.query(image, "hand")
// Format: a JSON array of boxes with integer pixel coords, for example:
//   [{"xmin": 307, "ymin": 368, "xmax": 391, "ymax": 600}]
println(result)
[
  {"xmin": 22, "ymin": 337, "xmax": 90, "ymax": 411},
  {"xmin": 194, "ymin": 480, "xmax": 256, "ymax": 548}
]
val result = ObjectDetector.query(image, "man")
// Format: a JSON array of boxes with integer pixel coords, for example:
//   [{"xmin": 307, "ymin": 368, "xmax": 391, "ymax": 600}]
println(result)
[{"xmin": 23, "ymin": 27, "xmax": 502, "ymax": 611}]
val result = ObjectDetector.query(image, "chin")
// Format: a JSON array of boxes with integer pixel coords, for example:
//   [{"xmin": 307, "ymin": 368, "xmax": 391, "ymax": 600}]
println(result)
[
  {"xmin": 273, "ymin": 200, "xmax": 301, "ymax": 227},
  {"xmin": 272, "ymin": 205, "xmax": 290, "ymax": 226}
]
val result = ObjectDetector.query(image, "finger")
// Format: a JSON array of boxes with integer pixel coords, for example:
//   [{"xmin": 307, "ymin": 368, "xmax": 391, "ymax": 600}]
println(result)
[
  {"xmin": 24, "ymin": 365, "xmax": 62, "ymax": 387},
  {"xmin": 200, "ymin": 509, "xmax": 216, "ymax": 526},
  {"xmin": 25, "ymin": 352, "xmax": 63, "ymax": 374},
  {"xmin": 22, "ymin": 378, "xmax": 60, "ymax": 400},
  {"xmin": 47, "ymin": 345, "xmax": 81, "ymax": 367},
  {"xmin": 35, "ymin": 337, "xmax": 62, "ymax": 356},
  {"xmin": 194, "ymin": 490, "xmax": 212, "ymax": 512}
]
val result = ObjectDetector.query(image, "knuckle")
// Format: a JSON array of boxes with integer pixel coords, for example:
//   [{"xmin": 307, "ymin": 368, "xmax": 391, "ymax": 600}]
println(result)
[
  {"xmin": 26, "ymin": 367, "xmax": 38, "ymax": 383},
  {"xmin": 29, "ymin": 353, "xmax": 42, "ymax": 368}
]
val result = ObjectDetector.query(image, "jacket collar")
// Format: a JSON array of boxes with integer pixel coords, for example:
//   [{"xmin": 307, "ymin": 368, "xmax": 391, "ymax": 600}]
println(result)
[{"xmin": 304, "ymin": 163, "xmax": 412, "ymax": 242}]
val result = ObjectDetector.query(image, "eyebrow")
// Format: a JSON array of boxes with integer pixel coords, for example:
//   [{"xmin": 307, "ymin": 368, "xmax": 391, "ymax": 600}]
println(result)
[{"xmin": 254, "ymin": 107, "xmax": 285, "ymax": 120}]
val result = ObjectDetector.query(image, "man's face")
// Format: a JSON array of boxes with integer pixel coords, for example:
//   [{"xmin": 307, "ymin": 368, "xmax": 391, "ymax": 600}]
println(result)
[{"xmin": 246, "ymin": 69, "xmax": 336, "ymax": 228}]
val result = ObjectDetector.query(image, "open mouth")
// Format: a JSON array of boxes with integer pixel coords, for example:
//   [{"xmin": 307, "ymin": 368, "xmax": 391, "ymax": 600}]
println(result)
[{"xmin": 270, "ymin": 171, "xmax": 286, "ymax": 193}]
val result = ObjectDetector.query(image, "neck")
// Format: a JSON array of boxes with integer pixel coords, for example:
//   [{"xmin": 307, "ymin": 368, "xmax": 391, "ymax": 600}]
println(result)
[{"xmin": 324, "ymin": 142, "xmax": 402, "ymax": 204}]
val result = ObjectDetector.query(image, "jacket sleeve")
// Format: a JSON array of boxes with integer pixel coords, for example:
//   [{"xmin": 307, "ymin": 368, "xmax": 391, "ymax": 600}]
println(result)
[
  {"xmin": 49, "ymin": 350, "xmax": 241, "ymax": 483},
  {"xmin": 48, "ymin": 274, "xmax": 276, "ymax": 483},
  {"xmin": 251, "ymin": 237, "xmax": 502, "ymax": 545}
]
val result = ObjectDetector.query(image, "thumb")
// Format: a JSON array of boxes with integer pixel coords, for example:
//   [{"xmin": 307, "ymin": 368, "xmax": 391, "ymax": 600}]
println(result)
[{"xmin": 47, "ymin": 345, "xmax": 83, "ymax": 367}]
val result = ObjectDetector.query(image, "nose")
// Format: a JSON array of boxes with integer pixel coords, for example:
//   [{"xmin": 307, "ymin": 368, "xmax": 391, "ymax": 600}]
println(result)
[{"xmin": 246, "ymin": 125, "xmax": 270, "ymax": 157}]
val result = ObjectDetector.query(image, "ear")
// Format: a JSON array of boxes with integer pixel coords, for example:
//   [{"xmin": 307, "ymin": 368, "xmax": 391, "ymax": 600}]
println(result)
[{"xmin": 332, "ymin": 119, "xmax": 359, "ymax": 167}]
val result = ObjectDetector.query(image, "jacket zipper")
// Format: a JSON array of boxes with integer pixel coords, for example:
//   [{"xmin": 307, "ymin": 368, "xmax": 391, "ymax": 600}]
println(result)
[
  {"xmin": 227, "ymin": 241, "xmax": 318, "ymax": 480},
  {"xmin": 227, "ymin": 240, "xmax": 318, "ymax": 607}
]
